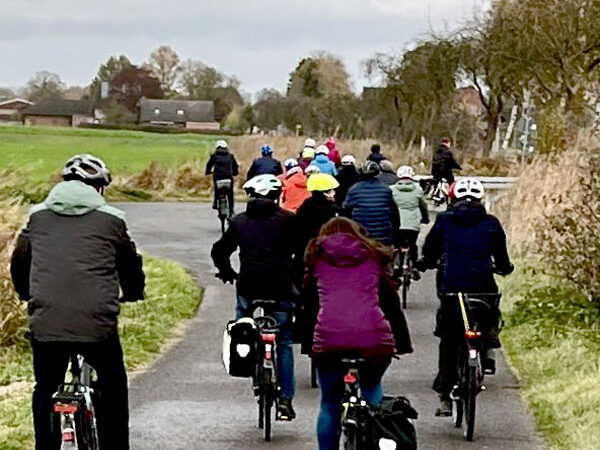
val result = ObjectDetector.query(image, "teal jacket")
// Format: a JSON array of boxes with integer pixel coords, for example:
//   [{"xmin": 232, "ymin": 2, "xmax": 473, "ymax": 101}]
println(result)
[{"xmin": 390, "ymin": 181, "xmax": 428, "ymax": 231}]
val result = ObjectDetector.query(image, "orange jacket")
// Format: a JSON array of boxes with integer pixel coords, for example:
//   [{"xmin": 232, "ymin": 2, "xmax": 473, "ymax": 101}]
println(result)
[{"xmin": 281, "ymin": 173, "xmax": 311, "ymax": 213}]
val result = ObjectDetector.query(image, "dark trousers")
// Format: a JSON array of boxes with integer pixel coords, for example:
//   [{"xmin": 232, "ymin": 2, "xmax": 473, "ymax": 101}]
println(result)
[
  {"xmin": 213, "ymin": 182, "xmax": 235, "ymax": 215},
  {"xmin": 31, "ymin": 334, "xmax": 129, "ymax": 450},
  {"xmin": 398, "ymin": 229, "xmax": 419, "ymax": 263}
]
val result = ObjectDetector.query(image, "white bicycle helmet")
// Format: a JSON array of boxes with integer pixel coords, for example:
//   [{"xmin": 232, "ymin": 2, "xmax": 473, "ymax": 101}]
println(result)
[
  {"xmin": 243, "ymin": 174, "xmax": 282, "ymax": 200},
  {"xmin": 397, "ymin": 165, "xmax": 416, "ymax": 180},
  {"xmin": 304, "ymin": 138, "xmax": 316, "ymax": 149},
  {"xmin": 304, "ymin": 165, "xmax": 321, "ymax": 176},
  {"xmin": 284, "ymin": 158, "xmax": 298, "ymax": 169},
  {"xmin": 341, "ymin": 155, "xmax": 356, "ymax": 166},
  {"xmin": 215, "ymin": 139, "xmax": 228, "ymax": 149},
  {"xmin": 62, "ymin": 154, "xmax": 112, "ymax": 187},
  {"xmin": 315, "ymin": 145, "xmax": 330, "ymax": 155},
  {"xmin": 454, "ymin": 177, "xmax": 484, "ymax": 199}
]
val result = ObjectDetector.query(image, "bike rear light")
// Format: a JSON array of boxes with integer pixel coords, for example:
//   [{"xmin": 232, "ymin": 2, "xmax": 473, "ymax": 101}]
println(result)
[
  {"xmin": 62, "ymin": 429, "xmax": 75, "ymax": 442},
  {"xmin": 264, "ymin": 350, "xmax": 272, "ymax": 360},
  {"xmin": 344, "ymin": 373, "xmax": 358, "ymax": 384},
  {"xmin": 54, "ymin": 403, "xmax": 79, "ymax": 414},
  {"xmin": 464, "ymin": 330, "xmax": 482, "ymax": 339},
  {"xmin": 260, "ymin": 333, "xmax": 277, "ymax": 343}
]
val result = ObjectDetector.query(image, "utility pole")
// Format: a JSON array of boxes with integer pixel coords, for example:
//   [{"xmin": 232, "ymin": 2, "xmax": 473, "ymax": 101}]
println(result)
[{"xmin": 520, "ymin": 90, "xmax": 532, "ymax": 168}]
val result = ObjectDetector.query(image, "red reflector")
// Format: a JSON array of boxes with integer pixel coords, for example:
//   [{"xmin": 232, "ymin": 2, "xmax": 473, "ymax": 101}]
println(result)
[
  {"xmin": 260, "ymin": 333, "xmax": 277, "ymax": 343},
  {"xmin": 265, "ymin": 351, "xmax": 272, "ymax": 360},
  {"xmin": 62, "ymin": 430, "xmax": 75, "ymax": 442},
  {"xmin": 344, "ymin": 373, "xmax": 358, "ymax": 384},
  {"xmin": 465, "ymin": 330, "xmax": 482, "ymax": 339},
  {"xmin": 54, "ymin": 403, "xmax": 78, "ymax": 414}
]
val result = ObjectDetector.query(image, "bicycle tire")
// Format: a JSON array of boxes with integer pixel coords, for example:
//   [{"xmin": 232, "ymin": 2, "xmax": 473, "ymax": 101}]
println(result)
[
  {"xmin": 464, "ymin": 365, "xmax": 477, "ymax": 441},
  {"xmin": 74, "ymin": 411, "xmax": 99, "ymax": 450},
  {"xmin": 258, "ymin": 393, "xmax": 264, "ymax": 429},
  {"xmin": 262, "ymin": 369, "xmax": 272, "ymax": 442},
  {"xmin": 342, "ymin": 425, "xmax": 358, "ymax": 450},
  {"xmin": 453, "ymin": 398, "xmax": 463, "ymax": 428},
  {"xmin": 310, "ymin": 359, "xmax": 318, "ymax": 388},
  {"xmin": 402, "ymin": 274, "xmax": 410, "ymax": 309},
  {"xmin": 220, "ymin": 216, "xmax": 226, "ymax": 234}
]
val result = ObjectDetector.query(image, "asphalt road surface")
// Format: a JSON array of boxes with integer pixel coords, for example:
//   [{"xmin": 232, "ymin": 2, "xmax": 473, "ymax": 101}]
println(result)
[{"xmin": 119, "ymin": 202, "xmax": 543, "ymax": 450}]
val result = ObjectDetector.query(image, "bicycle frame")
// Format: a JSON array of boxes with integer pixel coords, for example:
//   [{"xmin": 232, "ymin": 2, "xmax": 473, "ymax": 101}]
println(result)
[{"xmin": 341, "ymin": 361, "xmax": 369, "ymax": 449}]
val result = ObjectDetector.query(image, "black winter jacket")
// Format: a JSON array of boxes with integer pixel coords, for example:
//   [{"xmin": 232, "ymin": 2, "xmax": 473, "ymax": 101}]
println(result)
[
  {"xmin": 431, "ymin": 145, "xmax": 461, "ymax": 182},
  {"xmin": 335, "ymin": 166, "xmax": 359, "ymax": 206},
  {"xmin": 420, "ymin": 200, "xmax": 513, "ymax": 294},
  {"xmin": 211, "ymin": 199, "xmax": 298, "ymax": 303},
  {"xmin": 205, "ymin": 148, "xmax": 239, "ymax": 180},
  {"xmin": 292, "ymin": 193, "xmax": 338, "ymax": 279},
  {"xmin": 367, "ymin": 153, "xmax": 386, "ymax": 164},
  {"xmin": 246, "ymin": 156, "xmax": 283, "ymax": 180},
  {"xmin": 10, "ymin": 181, "xmax": 145, "ymax": 342}
]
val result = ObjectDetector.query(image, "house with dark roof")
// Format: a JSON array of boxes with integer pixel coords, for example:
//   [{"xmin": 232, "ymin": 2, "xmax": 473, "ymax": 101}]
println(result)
[
  {"xmin": 138, "ymin": 98, "xmax": 220, "ymax": 131},
  {"xmin": 0, "ymin": 98, "xmax": 34, "ymax": 122},
  {"xmin": 21, "ymin": 99, "xmax": 96, "ymax": 127}
]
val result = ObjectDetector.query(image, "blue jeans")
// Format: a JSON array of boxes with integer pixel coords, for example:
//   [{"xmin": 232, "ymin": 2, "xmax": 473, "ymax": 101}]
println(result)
[
  {"xmin": 235, "ymin": 294, "xmax": 295, "ymax": 400},
  {"xmin": 316, "ymin": 367, "xmax": 383, "ymax": 450}
]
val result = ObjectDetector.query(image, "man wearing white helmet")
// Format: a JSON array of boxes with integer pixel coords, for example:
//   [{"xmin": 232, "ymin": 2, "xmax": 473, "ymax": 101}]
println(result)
[
  {"xmin": 211, "ymin": 174, "xmax": 298, "ymax": 421},
  {"xmin": 310, "ymin": 145, "xmax": 337, "ymax": 176},
  {"xmin": 335, "ymin": 155, "xmax": 358, "ymax": 206},
  {"xmin": 206, "ymin": 140, "xmax": 239, "ymax": 216},
  {"xmin": 417, "ymin": 177, "xmax": 513, "ymax": 417}
]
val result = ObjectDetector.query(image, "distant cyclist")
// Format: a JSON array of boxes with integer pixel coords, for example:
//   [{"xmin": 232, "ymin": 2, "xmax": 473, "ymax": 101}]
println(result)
[
  {"xmin": 205, "ymin": 140, "xmax": 239, "ymax": 216},
  {"xmin": 417, "ymin": 177, "xmax": 513, "ymax": 417},
  {"xmin": 311, "ymin": 145, "xmax": 338, "ymax": 176},
  {"xmin": 279, "ymin": 158, "xmax": 299, "ymax": 182},
  {"xmin": 431, "ymin": 137, "xmax": 461, "ymax": 184},
  {"xmin": 11, "ymin": 154, "xmax": 145, "ymax": 450},
  {"xmin": 211, "ymin": 174, "xmax": 297, "ymax": 421},
  {"xmin": 335, "ymin": 155, "xmax": 358, "ymax": 206},
  {"xmin": 390, "ymin": 165, "xmax": 429, "ymax": 271},
  {"xmin": 324, "ymin": 136, "xmax": 342, "ymax": 168},
  {"xmin": 342, "ymin": 161, "xmax": 401, "ymax": 248},
  {"xmin": 367, "ymin": 143, "xmax": 386, "ymax": 165},
  {"xmin": 299, "ymin": 146, "xmax": 316, "ymax": 171},
  {"xmin": 377, "ymin": 160, "xmax": 398, "ymax": 186},
  {"xmin": 301, "ymin": 217, "xmax": 413, "ymax": 450},
  {"xmin": 246, "ymin": 145, "xmax": 283, "ymax": 181}
]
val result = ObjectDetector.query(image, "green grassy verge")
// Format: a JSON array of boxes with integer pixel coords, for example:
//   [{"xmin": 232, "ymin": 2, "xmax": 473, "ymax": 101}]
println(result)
[
  {"xmin": 500, "ymin": 259, "xmax": 600, "ymax": 450},
  {"xmin": 0, "ymin": 256, "xmax": 202, "ymax": 449},
  {"xmin": 0, "ymin": 126, "xmax": 217, "ymax": 202}
]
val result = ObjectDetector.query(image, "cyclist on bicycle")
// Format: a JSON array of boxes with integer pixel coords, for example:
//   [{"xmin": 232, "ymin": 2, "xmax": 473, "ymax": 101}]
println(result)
[
  {"xmin": 211, "ymin": 174, "xmax": 297, "ymax": 421},
  {"xmin": 377, "ymin": 160, "xmax": 398, "ymax": 186},
  {"xmin": 311, "ymin": 145, "xmax": 338, "ymax": 176},
  {"xmin": 300, "ymin": 217, "xmax": 412, "ymax": 450},
  {"xmin": 390, "ymin": 165, "xmax": 429, "ymax": 277},
  {"xmin": 335, "ymin": 154, "xmax": 358, "ymax": 206},
  {"xmin": 342, "ymin": 161, "xmax": 401, "ymax": 249},
  {"xmin": 324, "ymin": 136, "xmax": 342, "ymax": 168},
  {"xmin": 431, "ymin": 137, "xmax": 461, "ymax": 184},
  {"xmin": 247, "ymin": 145, "xmax": 283, "ymax": 181},
  {"xmin": 367, "ymin": 143, "xmax": 387, "ymax": 164},
  {"xmin": 10, "ymin": 154, "xmax": 145, "ymax": 450},
  {"xmin": 416, "ymin": 177, "xmax": 513, "ymax": 417},
  {"xmin": 281, "ymin": 166, "xmax": 310, "ymax": 213},
  {"xmin": 205, "ymin": 139, "xmax": 239, "ymax": 217}
]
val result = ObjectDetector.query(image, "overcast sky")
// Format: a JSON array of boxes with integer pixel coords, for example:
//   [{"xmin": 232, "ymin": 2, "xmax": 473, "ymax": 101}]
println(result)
[{"xmin": 0, "ymin": 0, "xmax": 486, "ymax": 96}]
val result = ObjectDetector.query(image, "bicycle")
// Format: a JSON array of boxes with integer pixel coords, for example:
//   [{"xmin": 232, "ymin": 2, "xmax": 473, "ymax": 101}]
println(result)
[
  {"xmin": 251, "ymin": 300, "xmax": 280, "ymax": 442},
  {"xmin": 340, "ymin": 358, "xmax": 370, "ymax": 450},
  {"xmin": 424, "ymin": 178, "xmax": 449, "ymax": 207},
  {"xmin": 394, "ymin": 247, "xmax": 413, "ymax": 309},
  {"xmin": 446, "ymin": 293, "xmax": 501, "ymax": 441},
  {"xmin": 52, "ymin": 353, "xmax": 99, "ymax": 450},
  {"xmin": 215, "ymin": 179, "xmax": 233, "ymax": 234}
]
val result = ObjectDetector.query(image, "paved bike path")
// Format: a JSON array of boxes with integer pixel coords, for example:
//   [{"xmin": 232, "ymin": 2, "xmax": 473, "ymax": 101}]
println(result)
[{"xmin": 120, "ymin": 203, "xmax": 543, "ymax": 450}]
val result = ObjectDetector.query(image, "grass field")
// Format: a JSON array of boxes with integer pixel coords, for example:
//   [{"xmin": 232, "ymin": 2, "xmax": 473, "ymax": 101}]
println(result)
[
  {"xmin": 0, "ymin": 256, "xmax": 202, "ymax": 449},
  {"xmin": 0, "ymin": 126, "xmax": 217, "ymax": 200}
]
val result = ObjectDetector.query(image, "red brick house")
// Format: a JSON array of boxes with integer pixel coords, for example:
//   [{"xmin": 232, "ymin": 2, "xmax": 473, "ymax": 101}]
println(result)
[{"xmin": 21, "ymin": 99, "xmax": 96, "ymax": 127}]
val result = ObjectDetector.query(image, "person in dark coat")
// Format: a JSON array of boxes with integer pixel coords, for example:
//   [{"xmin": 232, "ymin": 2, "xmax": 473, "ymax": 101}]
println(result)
[
  {"xmin": 205, "ymin": 139, "xmax": 239, "ymax": 215},
  {"xmin": 11, "ymin": 154, "xmax": 145, "ymax": 450},
  {"xmin": 377, "ymin": 160, "xmax": 398, "ymax": 186},
  {"xmin": 211, "ymin": 174, "xmax": 298, "ymax": 421},
  {"xmin": 246, "ymin": 144, "xmax": 283, "ymax": 181},
  {"xmin": 335, "ymin": 155, "xmax": 358, "ymax": 206},
  {"xmin": 342, "ymin": 161, "xmax": 401, "ymax": 248},
  {"xmin": 367, "ymin": 143, "xmax": 386, "ymax": 164},
  {"xmin": 431, "ymin": 138, "xmax": 461, "ymax": 184},
  {"xmin": 417, "ymin": 177, "xmax": 513, "ymax": 417},
  {"xmin": 300, "ymin": 217, "xmax": 412, "ymax": 450}
]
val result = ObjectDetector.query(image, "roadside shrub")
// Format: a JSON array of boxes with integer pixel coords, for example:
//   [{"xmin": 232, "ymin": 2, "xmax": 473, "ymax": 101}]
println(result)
[{"xmin": 506, "ymin": 133, "xmax": 600, "ymax": 300}]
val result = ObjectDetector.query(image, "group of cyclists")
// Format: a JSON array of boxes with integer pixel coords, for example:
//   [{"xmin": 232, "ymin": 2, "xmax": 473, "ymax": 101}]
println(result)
[
  {"xmin": 209, "ymin": 137, "xmax": 513, "ymax": 448},
  {"xmin": 8, "ymin": 134, "xmax": 513, "ymax": 449}
]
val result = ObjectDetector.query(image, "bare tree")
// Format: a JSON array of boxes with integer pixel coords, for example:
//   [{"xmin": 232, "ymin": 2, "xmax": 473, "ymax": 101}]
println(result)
[
  {"xmin": 144, "ymin": 45, "xmax": 181, "ymax": 94},
  {"xmin": 26, "ymin": 71, "xmax": 65, "ymax": 102}
]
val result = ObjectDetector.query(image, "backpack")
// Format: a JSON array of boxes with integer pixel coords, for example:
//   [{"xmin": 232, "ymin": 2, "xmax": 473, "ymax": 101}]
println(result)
[
  {"xmin": 368, "ymin": 396, "xmax": 418, "ymax": 450},
  {"xmin": 222, "ymin": 318, "xmax": 258, "ymax": 378}
]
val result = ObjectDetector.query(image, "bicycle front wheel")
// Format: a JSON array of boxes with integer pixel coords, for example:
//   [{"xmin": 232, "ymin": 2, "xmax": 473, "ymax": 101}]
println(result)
[
  {"xmin": 342, "ymin": 424, "xmax": 358, "ymax": 450},
  {"xmin": 464, "ymin": 365, "xmax": 477, "ymax": 441}
]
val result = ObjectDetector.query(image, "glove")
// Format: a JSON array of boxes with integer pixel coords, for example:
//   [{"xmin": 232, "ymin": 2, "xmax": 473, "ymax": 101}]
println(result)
[
  {"xmin": 216, "ymin": 268, "xmax": 237, "ymax": 284},
  {"xmin": 420, "ymin": 218, "xmax": 430, "ymax": 224}
]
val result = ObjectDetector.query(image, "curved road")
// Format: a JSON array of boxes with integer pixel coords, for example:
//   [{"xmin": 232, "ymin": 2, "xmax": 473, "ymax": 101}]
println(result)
[{"xmin": 119, "ymin": 202, "xmax": 543, "ymax": 450}]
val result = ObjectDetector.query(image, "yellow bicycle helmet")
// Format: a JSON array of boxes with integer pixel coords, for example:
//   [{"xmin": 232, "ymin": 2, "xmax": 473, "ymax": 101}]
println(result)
[{"xmin": 306, "ymin": 173, "xmax": 340, "ymax": 192}]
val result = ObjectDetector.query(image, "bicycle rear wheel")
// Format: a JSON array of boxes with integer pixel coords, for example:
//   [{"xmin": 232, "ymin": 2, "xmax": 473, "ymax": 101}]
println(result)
[
  {"xmin": 342, "ymin": 424, "xmax": 358, "ymax": 450},
  {"xmin": 402, "ymin": 274, "xmax": 410, "ymax": 309},
  {"xmin": 262, "ymin": 369, "xmax": 273, "ymax": 442},
  {"xmin": 258, "ymin": 394, "xmax": 264, "ymax": 429},
  {"xmin": 310, "ymin": 358, "xmax": 318, "ymax": 388},
  {"xmin": 453, "ymin": 398, "xmax": 463, "ymax": 428},
  {"xmin": 74, "ymin": 411, "xmax": 99, "ymax": 450},
  {"xmin": 464, "ymin": 365, "xmax": 477, "ymax": 441}
]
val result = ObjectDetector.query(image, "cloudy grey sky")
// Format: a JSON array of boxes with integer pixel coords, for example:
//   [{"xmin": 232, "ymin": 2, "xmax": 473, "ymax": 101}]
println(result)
[{"xmin": 0, "ymin": 0, "xmax": 486, "ymax": 96}]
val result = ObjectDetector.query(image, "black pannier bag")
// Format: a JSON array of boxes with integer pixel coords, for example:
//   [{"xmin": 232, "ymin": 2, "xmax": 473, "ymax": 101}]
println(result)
[
  {"xmin": 368, "ymin": 396, "xmax": 418, "ymax": 450},
  {"xmin": 222, "ymin": 318, "xmax": 258, "ymax": 377}
]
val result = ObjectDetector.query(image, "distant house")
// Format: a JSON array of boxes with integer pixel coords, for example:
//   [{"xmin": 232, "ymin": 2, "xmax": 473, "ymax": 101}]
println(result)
[
  {"xmin": 138, "ymin": 98, "xmax": 220, "ymax": 131},
  {"xmin": 21, "ymin": 99, "xmax": 96, "ymax": 127},
  {"xmin": 0, "ymin": 98, "xmax": 33, "ymax": 122}
]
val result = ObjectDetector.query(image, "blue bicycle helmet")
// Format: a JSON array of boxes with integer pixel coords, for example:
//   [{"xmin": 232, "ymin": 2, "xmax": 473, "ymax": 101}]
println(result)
[{"xmin": 261, "ymin": 145, "xmax": 273, "ymax": 156}]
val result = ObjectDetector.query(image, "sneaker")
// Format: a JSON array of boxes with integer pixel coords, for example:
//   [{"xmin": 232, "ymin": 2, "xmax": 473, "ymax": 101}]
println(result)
[
  {"xmin": 276, "ymin": 398, "xmax": 296, "ymax": 421},
  {"xmin": 435, "ymin": 396, "xmax": 452, "ymax": 417}
]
